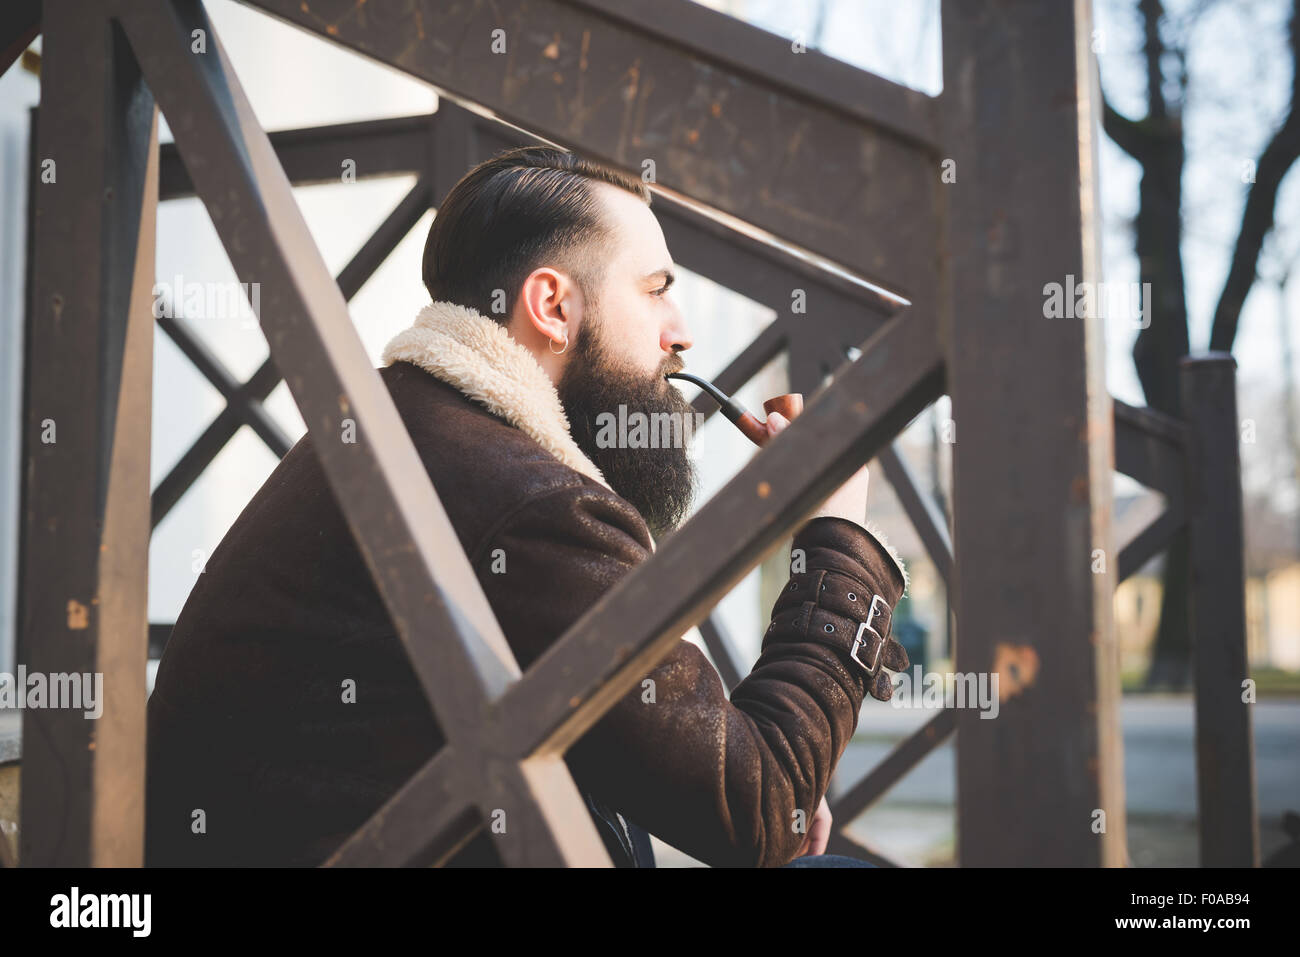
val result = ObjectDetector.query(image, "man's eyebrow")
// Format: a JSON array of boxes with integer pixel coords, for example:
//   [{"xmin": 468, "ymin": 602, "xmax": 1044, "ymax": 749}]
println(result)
[{"xmin": 642, "ymin": 267, "xmax": 676, "ymax": 287}]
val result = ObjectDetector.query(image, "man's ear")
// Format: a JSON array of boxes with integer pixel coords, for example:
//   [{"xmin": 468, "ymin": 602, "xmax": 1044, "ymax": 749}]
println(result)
[
  {"xmin": 516, "ymin": 266, "xmax": 570, "ymax": 344},
  {"xmin": 558, "ymin": 281, "xmax": 593, "ymax": 338}
]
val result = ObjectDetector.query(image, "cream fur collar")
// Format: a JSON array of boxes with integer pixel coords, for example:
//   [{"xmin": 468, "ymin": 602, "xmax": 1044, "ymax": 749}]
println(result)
[
  {"xmin": 381, "ymin": 299, "xmax": 612, "ymax": 490},
  {"xmin": 381, "ymin": 300, "xmax": 910, "ymax": 590},
  {"xmin": 382, "ymin": 301, "xmax": 663, "ymax": 554}
]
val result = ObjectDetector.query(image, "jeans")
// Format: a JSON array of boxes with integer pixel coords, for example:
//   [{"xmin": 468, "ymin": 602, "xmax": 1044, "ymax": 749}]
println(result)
[{"xmin": 782, "ymin": 853, "xmax": 877, "ymax": 868}]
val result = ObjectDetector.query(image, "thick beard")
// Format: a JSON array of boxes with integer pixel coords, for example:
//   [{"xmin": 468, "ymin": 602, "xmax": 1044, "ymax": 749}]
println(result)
[{"xmin": 556, "ymin": 309, "xmax": 700, "ymax": 540}]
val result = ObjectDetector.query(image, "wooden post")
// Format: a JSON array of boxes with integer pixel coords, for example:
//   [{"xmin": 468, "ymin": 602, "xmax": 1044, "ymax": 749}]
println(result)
[
  {"xmin": 1180, "ymin": 354, "xmax": 1259, "ymax": 867},
  {"xmin": 19, "ymin": 7, "xmax": 157, "ymax": 866},
  {"xmin": 943, "ymin": 0, "xmax": 1126, "ymax": 865}
]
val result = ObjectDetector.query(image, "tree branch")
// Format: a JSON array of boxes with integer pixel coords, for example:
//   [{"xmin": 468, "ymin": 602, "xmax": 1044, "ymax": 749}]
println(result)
[
  {"xmin": 1209, "ymin": 0, "xmax": 1300, "ymax": 352},
  {"xmin": 1143, "ymin": 0, "xmax": 1170, "ymax": 119},
  {"xmin": 1102, "ymin": 96, "xmax": 1153, "ymax": 161}
]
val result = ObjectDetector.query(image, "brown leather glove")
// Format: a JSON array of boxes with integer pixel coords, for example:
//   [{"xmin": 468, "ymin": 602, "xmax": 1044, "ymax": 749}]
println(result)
[{"xmin": 763, "ymin": 516, "xmax": 910, "ymax": 702}]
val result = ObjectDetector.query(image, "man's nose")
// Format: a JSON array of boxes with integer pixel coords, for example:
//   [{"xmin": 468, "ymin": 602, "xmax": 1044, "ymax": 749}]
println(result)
[{"xmin": 662, "ymin": 310, "xmax": 693, "ymax": 356}]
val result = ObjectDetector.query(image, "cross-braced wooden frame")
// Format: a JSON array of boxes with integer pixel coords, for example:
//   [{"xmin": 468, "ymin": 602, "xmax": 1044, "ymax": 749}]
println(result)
[{"xmin": 13, "ymin": 0, "xmax": 1258, "ymax": 867}]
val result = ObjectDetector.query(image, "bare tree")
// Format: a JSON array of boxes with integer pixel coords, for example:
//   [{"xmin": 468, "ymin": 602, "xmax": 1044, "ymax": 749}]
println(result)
[{"xmin": 1102, "ymin": 0, "xmax": 1300, "ymax": 688}]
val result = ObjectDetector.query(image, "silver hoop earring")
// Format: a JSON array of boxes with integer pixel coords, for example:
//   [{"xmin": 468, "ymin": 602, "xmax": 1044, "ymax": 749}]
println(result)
[{"xmin": 550, "ymin": 333, "xmax": 569, "ymax": 356}]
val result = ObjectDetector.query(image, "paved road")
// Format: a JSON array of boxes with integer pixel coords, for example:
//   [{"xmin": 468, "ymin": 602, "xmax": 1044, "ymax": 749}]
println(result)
[
  {"xmin": 839, "ymin": 694, "xmax": 1299, "ymax": 817},
  {"xmin": 821, "ymin": 694, "xmax": 1300, "ymax": 866}
]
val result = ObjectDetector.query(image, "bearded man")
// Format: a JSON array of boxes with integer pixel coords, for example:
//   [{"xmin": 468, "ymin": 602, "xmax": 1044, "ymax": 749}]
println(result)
[{"xmin": 144, "ymin": 146, "xmax": 909, "ymax": 868}]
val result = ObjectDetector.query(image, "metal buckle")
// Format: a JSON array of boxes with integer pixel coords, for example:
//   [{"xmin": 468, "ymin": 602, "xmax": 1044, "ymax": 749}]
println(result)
[{"xmin": 849, "ymin": 594, "xmax": 890, "ymax": 676}]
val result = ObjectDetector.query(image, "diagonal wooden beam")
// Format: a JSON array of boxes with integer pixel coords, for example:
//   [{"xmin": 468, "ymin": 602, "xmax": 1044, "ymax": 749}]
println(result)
[
  {"xmin": 142, "ymin": 0, "xmax": 951, "ymax": 868},
  {"xmin": 0, "ymin": 0, "xmax": 39, "ymax": 77},
  {"xmin": 374, "ymin": 101, "xmax": 907, "ymax": 430},
  {"xmin": 878, "ymin": 442, "xmax": 953, "ymax": 591},
  {"xmin": 824, "ymin": 829, "xmax": 903, "ymax": 868},
  {"xmin": 344, "ymin": 307, "xmax": 942, "ymax": 863},
  {"xmin": 684, "ymin": 319, "xmax": 789, "ymax": 421},
  {"xmin": 149, "ymin": 174, "xmax": 431, "ymax": 528},
  {"xmin": 499, "ymin": 308, "xmax": 944, "ymax": 758},
  {"xmin": 695, "ymin": 611, "xmax": 744, "ymax": 692},
  {"xmin": 487, "ymin": 755, "xmax": 614, "ymax": 867},
  {"xmin": 1118, "ymin": 506, "xmax": 1184, "ymax": 582},
  {"xmin": 829, "ymin": 709, "xmax": 957, "ymax": 825},
  {"xmin": 325, "ymin": 745, "xmax": 479, "ymax": 867},
  {"xmin": 115, "ymin": 0, "xmax": 609, "ymax": 866},
  {"xmin": 155, "ymin": 305, "xmax": 293, "ymax": 457},
  {"xmin": 117, "ymin": 0, "xmax": 519, "ymax": 711},
  {"xmin": 710, "ymin": 394, "xmax": 1184, "ymax": 859}
]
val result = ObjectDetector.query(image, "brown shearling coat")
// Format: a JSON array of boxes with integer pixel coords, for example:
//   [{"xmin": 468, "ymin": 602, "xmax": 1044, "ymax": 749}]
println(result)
[{"xmin": 144, "ymin": 301, "xmax": 909, "ymax": 868}]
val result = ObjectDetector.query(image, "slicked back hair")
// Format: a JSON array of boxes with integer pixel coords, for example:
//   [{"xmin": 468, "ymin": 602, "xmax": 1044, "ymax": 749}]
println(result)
[{"xmin": 422, "ymin": 146, "xmax": 652, "ymax": 323}]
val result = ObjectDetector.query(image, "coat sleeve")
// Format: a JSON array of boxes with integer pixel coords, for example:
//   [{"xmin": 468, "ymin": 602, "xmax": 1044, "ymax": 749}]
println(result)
[{"xmin": 473, "ymin": 480, "xmax": 909, "ymax": 868}]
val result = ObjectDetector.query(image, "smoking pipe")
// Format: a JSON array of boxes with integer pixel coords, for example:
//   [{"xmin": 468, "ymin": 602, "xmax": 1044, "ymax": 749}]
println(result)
[{"xmin": 664, "ymin": 371, "xmax": 804, "ymax": 448}]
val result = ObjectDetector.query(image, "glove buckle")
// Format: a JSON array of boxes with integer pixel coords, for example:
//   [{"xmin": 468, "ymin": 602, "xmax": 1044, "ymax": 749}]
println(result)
[{"xmin": 849, "ymin": 594, "xmax": 890, "ymax": 676}]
